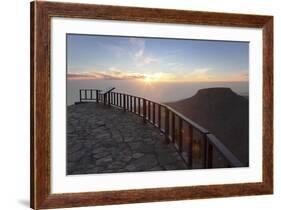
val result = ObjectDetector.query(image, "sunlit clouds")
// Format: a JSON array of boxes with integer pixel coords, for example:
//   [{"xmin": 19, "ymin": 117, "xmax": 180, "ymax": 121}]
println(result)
[
  {"xmin": 68, "ymin": 68, "xmax": 248, "ymax": 83},
  {"xmin": 68, "ymin": 70, "xmax": 145, "ymax": 81}
]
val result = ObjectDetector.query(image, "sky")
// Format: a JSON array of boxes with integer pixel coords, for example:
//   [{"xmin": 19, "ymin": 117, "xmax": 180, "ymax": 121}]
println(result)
[{"xmin": 67, "ymin": 34, "xmax": 249, "ymax": 83}]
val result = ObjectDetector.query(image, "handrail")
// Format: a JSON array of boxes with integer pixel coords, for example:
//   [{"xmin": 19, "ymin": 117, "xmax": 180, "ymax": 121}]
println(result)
[
  {"xmin": 207, "ymin": 134, "xmax": 244, "ymax": 167},
  {"xmin": 113, "ymin": 95, "xmax": 209, "ymax": 134},
  {"xmin": 78, "ymin": 89, "xmax": 244, "ymax": 169},
  {"xmin": 79, "ymin": 89, "xmax": 100, "ymax": 103},
  {"xmin": 164, "ymin": 105, "xmax": 209, "ymax": 134},
  {"xmin": 99, "ymin": 87, "xmax": 115, "ymax": 94}
]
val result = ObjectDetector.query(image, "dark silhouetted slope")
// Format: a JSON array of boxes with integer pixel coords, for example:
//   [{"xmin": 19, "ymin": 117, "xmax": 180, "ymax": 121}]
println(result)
[{"xmin": 166, "ymin": 88, "xmax": 249, "ymax": 165}]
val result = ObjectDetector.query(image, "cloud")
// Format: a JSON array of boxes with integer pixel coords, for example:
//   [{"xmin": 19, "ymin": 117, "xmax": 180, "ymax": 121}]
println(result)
[
  {"xmin": 239, "ymin": 72, "xmax": 249, "ymax": 80},
  {"xmin": 186, "ymin": 68, "xmax": 211, "ymax": 81},
  {"xmin": 97, "ymin": 42, "xmax": 125, "ymax": 58},
  {"xmin": 129, "ymin": 38, "xmax": 145, "ymax": 56},
  {"xmin": 68, "ymin": 68, "xmax": 249, "ymax": 82},
  {"xmin": 67, "ymin": 73, "xmax": 98, "ymax": 80},
  {"xmin": 128, "ymin": 38, "xmax": 158, "ymax": 67},
  {"xmin": 68, "ymin": 69, "xmax": 146, "ymax": 80}
]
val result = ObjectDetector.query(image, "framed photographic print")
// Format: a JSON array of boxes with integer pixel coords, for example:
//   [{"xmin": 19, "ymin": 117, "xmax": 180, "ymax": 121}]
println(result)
[{"xmin": 30, "ymin": 1, "xmax": 273, "ymax": 209}]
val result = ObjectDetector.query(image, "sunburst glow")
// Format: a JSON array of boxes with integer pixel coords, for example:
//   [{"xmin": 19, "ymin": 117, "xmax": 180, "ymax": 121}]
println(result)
[
  {"xmin": 144, "ymin": 76, "xmax": 152, "ymax": 84},
  {"xmin": 142, "ymin": 73, "xmax": 170, "ymax": 84}
]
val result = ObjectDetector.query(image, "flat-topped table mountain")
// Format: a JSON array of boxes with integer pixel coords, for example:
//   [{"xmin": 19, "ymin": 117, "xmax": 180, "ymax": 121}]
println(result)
[{"xmin": 166, "ymin": 88, "xmax": 249, "ymax": 165}]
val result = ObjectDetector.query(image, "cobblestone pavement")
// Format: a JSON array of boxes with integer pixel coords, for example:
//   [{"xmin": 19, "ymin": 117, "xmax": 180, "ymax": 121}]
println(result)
[{"xmin": 67, "ymin": 103, "xmax": 187, "ymax": 174}]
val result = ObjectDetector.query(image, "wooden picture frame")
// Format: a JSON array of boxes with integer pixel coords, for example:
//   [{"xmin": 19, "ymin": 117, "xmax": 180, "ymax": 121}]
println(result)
[{"xmin": 30, "ymin": 1, "xmax": 273, "ymax": 209}]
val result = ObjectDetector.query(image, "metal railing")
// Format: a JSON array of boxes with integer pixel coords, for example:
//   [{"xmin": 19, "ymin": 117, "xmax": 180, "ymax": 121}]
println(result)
[
  {"xmin": 79, "ymin": 89, "xmax": 100, "ymax": 102},
  {"xmin": 78, "ymin": 89, "xmax": 244, "ymax": 169}
]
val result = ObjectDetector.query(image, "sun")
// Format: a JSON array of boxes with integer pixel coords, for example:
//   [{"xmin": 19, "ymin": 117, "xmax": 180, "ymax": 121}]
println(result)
[
  {"xmin": 144, "ymin": 76, "xmax": 152, "ymax": 84},
  {"xmin": 142, "ymin": 73, "xmax": 169, "ymax": 85}
]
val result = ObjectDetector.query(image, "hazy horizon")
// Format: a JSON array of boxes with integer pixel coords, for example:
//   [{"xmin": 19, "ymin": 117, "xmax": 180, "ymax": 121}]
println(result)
[{"xmin": 67, "ymin": 80, "xmax": 248, "ymax": 105}]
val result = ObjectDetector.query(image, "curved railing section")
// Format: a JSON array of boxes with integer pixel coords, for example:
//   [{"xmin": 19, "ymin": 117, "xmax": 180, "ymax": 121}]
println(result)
[{"xmin": 78, "ymin": 89, "xmax": 244, "ymax": 169}]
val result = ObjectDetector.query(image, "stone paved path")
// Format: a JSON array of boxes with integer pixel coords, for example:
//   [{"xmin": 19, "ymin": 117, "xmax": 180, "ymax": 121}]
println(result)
[{"xmin": 67, "ymin": 103, "xmax": 187, "ymax": 174}]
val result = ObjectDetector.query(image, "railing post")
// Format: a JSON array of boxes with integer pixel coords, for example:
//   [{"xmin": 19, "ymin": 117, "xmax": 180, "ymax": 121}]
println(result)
[
  {"xmin": 148, "ymin": 101, "xmax": 151, "ymax": 122},
  {"xmin": 103, "ymin": 93, "xmax": 106, "ymax": 106},
  {"xmin": 207, "ymin": 141, "xmax": 213, "ymax": 168},
  {"xmin": 128, "ymin": 96, "xmax": 130, "ymax": 111},
  {"xmin": 203, "ymin": 133, "xmax": 208, "ymax": 168},
  {"xmin": 188, "ymin": 125, "xmax": 193, "ymax": 168},
  {"xmin": 108, "ymin": 93, "xmax": 111, "ymax": 107},
  {"xmin": 116, "ymin": 93, "xmax": 119, "ymax": 106},
  {"xmin": 125, "ymin": 95, "xmax": 127, "ymax": 110},
  {"xmin": 152, "ymin": 103, "xmax": 155, "ymax": 125},
  {"xmin": 90, "ymin": 89, "xmax": 93, "ymax": 100},
  {"xmin": 129, "ymin": 95, "xmax": 131, "ymax": 111},
  {"xmin": 96, "ymin": 90, "xmax": 99, "ymax": 103},
  {"xmin": 79, "ymin": 89, "xmax": 82, "ymax": 102},
  {"xmin": 112, "ymin": 93, "xmax": 114, "ymax": 105},
  {"xmin": 127, "ymin": 96, "xmax": 129, "ymax": 110},
  {"xmin": 138, "ymin": 97, "xmax": 141, "ymax": 115},
  {"xmin": 128, "ymin": 95, "xmax": 130, "ymax": 110},
  {"xmin": 134, "ymin": 97, "xmax": 136, "ymax": 113},
  {"xmin": 143, "ymin": 99, "xmax": 147, "ymax": 123},
  {"xmin": 119, "ymin": 93, "xmax": 121, "ymax": 106},
  {"xmin": 171, "ymin": 113, "xmax": 175, "ymax": 143},
  {"xmin": 165, "ymin": 107, "xmax": 170, "ymax": 144},
  {"xmin": 158, "ymin": 105, "xmax": 161, "ymax": 128},
  {"xmin": 131, "ymin": 96, "xmax": 133, "ymax": 112},
  {"xmin": 178, "ymin": 118, "xmax": 183, "ymax": 152},
  {"xmin": 123, "ymin": 94, "xmax": 126, "ymax": 111},
  {"xmin": 119, "ymin": 94, "xmax": 121, "ymax": 107}
]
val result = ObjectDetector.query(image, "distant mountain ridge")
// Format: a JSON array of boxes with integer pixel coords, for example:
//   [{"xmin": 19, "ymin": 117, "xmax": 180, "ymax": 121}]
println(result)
[{"xmin": 166, "ymin": 87, "xmax": 249, "ymax": 165}]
